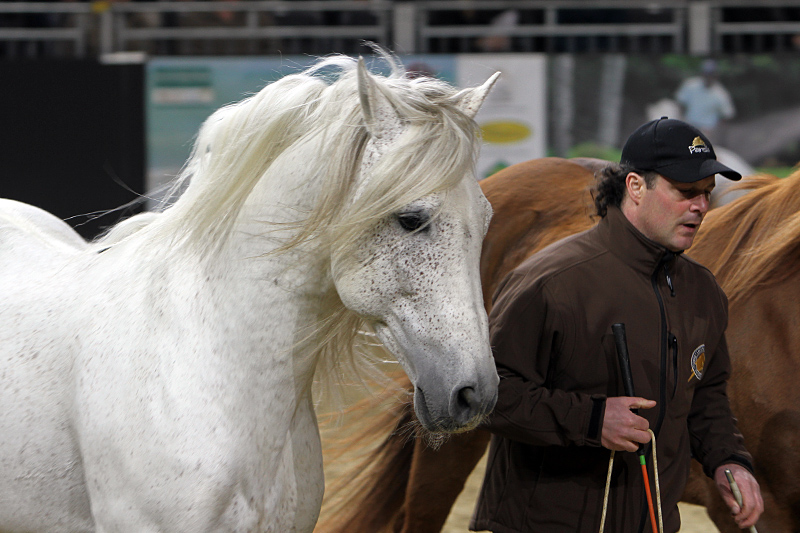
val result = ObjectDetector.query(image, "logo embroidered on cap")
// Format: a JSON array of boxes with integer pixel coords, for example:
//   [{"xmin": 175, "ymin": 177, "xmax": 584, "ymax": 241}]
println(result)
[
  {"xmin": 688, "ymin": 344, "xmax": 706, "ymax": 382},
  {"xmin": 688, "ymin": 137, "xmax": 710, "ymax": 155}
]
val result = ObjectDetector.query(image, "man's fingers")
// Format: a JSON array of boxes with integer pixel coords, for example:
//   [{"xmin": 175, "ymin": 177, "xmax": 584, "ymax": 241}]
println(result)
[
  {"xmin": 619, "ymin": 429, "xmax": 651, "ymax": 451},
  {"xmin": 715, "ymin": 465, "xmax": 764, "ymax": 528},
  {"xmin": 622, "ymin": 441, "xmax": 639, "ymax": 453},
  {"xmin": 628, "ymin": 397, "xmax": 657, "ymax": 410},
  {"xmin": 735, "ymin": 496, "xmax": 758, "ymax": 528},
  {"xmin": 719, "ymin": 488, "xmax": 740, "ymax": 515},
  {"xmin": 632, "ymin": 428, "xmax": 653, "ymax": 444},
  {"xmin": 602, "ymin": 397, "xmax": 657, "ymax": 452},
  {"xmin": 735, "ymin": 477, "xmax": 764, "ymax": 527}
]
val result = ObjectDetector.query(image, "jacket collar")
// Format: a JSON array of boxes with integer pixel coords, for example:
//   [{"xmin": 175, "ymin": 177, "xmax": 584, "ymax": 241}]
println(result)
[{"xmin": 596, "ymin": 206, "xmax": 680, "ymax": 276}]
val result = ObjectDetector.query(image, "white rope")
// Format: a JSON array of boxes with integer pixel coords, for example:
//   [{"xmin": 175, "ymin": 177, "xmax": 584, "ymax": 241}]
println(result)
[
  {"xmin": 599, "ymin": 448, "xmax": 615, "ymax": 533},
  {"xmin": 599, "ymin": 429, "xmax": 662, "ymax": 533}
]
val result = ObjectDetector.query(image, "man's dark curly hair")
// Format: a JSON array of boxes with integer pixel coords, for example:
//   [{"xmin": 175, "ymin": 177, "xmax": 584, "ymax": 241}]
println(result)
[{"xmin": 593, "ymin": 164, "xmax": 659, "ymax": 217}]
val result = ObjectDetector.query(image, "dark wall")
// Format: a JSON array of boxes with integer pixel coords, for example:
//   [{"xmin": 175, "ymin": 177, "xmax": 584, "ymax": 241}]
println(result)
[{"xmin": 0, "ymin": 61, "xmax": 145, "ymax": 240}]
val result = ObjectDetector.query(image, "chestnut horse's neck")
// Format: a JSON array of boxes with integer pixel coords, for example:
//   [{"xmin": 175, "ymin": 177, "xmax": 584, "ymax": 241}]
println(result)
[{"xmin": 478, "ymin": 157, "xmax": 597, "ymax": 307}]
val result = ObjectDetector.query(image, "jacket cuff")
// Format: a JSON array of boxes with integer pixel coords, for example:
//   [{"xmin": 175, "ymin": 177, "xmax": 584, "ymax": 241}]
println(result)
[
  {"xmin": 705, "ymin": 453, "xmax": 754, "ymax": 478},
  {"xmin": 585, "ymin": 395, "xmax": 606, "ymax": 446}
]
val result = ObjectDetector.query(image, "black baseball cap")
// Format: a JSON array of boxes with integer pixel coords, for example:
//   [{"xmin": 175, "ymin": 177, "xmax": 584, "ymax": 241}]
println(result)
[{"xmin": 620, "ymin": 117, "xmax": 741, "ymax": 183}]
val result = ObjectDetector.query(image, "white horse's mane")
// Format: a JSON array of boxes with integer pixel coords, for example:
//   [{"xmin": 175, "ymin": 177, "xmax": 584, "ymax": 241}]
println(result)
[
  {"xmin": 90, "ymin": 52, "xmax": 484, "ymax": 406},
  {"xmin": 95, "ymin": 53, "xmax": 480, "ymax": 258}
]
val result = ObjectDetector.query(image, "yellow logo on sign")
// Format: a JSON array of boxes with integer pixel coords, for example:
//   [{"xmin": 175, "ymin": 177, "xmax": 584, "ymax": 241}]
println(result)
[{"xmin": 480, "ymin": 121, "xmax": 532, "ymax": 144}]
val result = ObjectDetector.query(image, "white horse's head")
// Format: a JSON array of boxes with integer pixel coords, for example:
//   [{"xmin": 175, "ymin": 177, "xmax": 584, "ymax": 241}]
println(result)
[
  {"xmin": 331, "ymin": 60, "xmax": 500, "ymax": 433},
  {"xmin": 132, "ymin": 53, "xmax": 501, "ymax": 434}
]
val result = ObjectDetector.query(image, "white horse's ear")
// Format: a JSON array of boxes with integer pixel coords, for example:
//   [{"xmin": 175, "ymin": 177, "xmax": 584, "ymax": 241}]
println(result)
[
  {"xmin": 357, "ymin": 57, "xmax": 402, "ymax": 140},
  {"xmin": 455, "ymin": 72, "xmax": 501, "ymax": 119}
]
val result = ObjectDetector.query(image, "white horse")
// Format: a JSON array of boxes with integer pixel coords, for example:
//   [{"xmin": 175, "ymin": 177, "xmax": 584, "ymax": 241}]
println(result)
[{"xmin": 0, "ymin": 55, "xmax": 500, "ymax": 532}]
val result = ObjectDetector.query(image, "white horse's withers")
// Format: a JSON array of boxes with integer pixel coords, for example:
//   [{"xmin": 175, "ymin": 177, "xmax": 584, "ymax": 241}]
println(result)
[{"xmin": 0, "ymin": 55, "xmax": 500, "ymax": 532}]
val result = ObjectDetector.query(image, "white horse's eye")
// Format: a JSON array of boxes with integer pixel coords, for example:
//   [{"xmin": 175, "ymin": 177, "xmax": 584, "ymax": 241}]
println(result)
[{"xmin": 396, "ymin": 211, "xmax": 430, "ymax": 233}]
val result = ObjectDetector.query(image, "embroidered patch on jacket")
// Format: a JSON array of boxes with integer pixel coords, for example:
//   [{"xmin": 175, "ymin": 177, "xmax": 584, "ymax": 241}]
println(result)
[{"xmin": 688, "ymin": 344, "xmax": 706, "ymax": 382}]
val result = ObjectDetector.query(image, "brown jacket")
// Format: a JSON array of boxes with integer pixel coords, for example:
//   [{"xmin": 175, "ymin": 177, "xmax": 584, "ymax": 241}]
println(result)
[{"xmin": 471, "ymin": 207, "xmax": 752, "ymax": 533}]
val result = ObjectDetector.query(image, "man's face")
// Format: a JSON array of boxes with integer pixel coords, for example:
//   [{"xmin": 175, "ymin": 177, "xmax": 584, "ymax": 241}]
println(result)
[{"xmin": 635, "ymin": 174, "xmax": 716, "ymax": 252}]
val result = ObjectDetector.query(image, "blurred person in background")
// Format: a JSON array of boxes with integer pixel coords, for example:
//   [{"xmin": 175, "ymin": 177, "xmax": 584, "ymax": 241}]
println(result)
[{"xmin": 675, "ymin": 59, "xmax": 735, "ymax": 143}]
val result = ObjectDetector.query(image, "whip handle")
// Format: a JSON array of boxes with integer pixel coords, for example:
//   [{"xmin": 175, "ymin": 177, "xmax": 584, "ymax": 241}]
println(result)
[{"xmin": 612, "ymin": 323, "xmax": 637, "ymax": 411}]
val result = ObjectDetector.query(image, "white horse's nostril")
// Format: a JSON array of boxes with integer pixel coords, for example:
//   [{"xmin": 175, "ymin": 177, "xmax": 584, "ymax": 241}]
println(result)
[
  {"xmin": 452, "ymin": 385, "xmax": 482, "ymax": 426},
  {"xmin": 458, "ymin": 387, "xmax": 478, "ymax": 411}
]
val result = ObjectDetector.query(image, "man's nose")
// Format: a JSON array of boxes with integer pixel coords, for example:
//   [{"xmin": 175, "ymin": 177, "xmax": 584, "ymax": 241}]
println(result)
[{"xmin": 691, "ymin": 193, "xmax": 710, "ymax": 214}]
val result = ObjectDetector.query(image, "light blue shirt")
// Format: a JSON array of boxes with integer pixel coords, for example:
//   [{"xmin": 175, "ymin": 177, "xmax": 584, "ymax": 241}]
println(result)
[{"xmin": 675, "ymin": 77, "xmax": 735, "ymax": 130}]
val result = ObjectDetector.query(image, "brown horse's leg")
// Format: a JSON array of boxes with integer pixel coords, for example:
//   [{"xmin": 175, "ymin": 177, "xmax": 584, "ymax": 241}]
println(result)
[
  {"xmin": 681, "ymin": 462, "xmax": 713, "ymax": 507},
  {"xmin": 398, "ymin": 429, "xmax": 491, "ymax": 533},
  {"xmin": 753, "ymin": 410, "xmax": 800, "ymax": 531}
]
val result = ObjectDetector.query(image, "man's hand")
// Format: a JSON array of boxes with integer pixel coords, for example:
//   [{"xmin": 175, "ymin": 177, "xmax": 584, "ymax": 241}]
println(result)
[
  {"xmin": 714, "ymin": 464, "xmax": 763, "ymax": 529},
  {"xmin": 601, "ymin": 396, "xmax": 656, "ymax": 452}
]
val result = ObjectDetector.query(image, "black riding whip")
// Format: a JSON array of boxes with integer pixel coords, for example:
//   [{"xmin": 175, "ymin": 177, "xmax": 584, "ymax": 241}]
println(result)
[{"xmin": 611, "ymin": 323, "xmax": 659, "ymax": 533}]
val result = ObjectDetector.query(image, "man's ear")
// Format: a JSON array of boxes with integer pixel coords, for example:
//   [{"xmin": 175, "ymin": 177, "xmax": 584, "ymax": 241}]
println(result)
[{"xmin": 626, "ymin": 172, "xmax": 646, "ymax": 205}]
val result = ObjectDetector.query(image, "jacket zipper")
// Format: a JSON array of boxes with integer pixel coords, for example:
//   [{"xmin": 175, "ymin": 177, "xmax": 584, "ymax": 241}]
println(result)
[
  {"xmin": 664, "ymin": 261, "xmax": 675, "ymax": 297},
  {"xmin": 670, "ymin": 334, "xmax": 679, "ymax": 397},
  {"xmin": 638, "ymin": 252, "xmax": 673, "ymax": 533}
]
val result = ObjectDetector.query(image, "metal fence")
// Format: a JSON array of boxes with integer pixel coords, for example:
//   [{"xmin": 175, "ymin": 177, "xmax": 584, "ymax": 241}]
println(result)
[{"xmin": 3, "ymin": 1, "xmax": 800, "ymax": 59}]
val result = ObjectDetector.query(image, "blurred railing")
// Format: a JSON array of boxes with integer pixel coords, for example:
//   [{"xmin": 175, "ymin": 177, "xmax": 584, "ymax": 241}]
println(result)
[
  {"xmin": 99, "ymin": 1, "xmax": 392, "ymax": 56},
  {"xmin": 407, "ymin": 1, "xmax": 687, "ymax": 54},
  {"xmin": 0, "ymin": 2, "xmax": 95, "ymax": 57},
  {"xmin": 3, "ymin": 0, "xmax": 800, "ymax": 59}
]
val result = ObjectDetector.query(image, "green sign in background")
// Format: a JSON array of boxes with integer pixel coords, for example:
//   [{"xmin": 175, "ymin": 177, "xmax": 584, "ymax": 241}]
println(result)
[{"xmin": 146, "ymin": 55, "xmax": 458, "ymax": 196}]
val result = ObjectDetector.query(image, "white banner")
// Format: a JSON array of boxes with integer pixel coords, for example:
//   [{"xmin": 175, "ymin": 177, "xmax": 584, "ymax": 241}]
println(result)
[{"xmin": 457, "ymin": 54, "xmax": 547, "ymax": 179}]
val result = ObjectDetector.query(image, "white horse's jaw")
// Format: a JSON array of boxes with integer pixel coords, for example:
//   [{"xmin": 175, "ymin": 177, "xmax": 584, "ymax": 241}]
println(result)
[
  {"xmin": 335, "ymin": 174, "xmax": 499, "ymax": 434},
  {"xmin": 374, "ymin": 320, "xmax": 498, "ymax": 433}
]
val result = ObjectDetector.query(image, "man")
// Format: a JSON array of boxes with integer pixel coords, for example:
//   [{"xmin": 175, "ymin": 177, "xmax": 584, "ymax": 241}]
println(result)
[
  {"xmin": 675, "ymin": 59, "xmax": 736, "ymax": 140},
  {"xmin": 470, "ymin": 118, "xmax": 763, "ymax": 533}
]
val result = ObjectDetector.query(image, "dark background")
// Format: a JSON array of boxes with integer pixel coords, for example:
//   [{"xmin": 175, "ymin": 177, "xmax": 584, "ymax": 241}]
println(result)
[{"xmin": 0, "ymin": 61, "xmax": 145, "ymax": 240}]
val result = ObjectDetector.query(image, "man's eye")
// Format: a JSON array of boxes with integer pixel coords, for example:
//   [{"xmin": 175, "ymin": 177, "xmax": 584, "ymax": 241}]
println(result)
[{"xmin": 396, "ymin": 212, "xmax": 430, "ymax": 233}]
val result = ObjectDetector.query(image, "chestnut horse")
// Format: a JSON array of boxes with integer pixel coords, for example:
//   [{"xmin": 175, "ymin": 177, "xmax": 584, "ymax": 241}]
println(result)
[{"xmin": 317, "ymin": 157, "xmax": 800, "ymax": 533}]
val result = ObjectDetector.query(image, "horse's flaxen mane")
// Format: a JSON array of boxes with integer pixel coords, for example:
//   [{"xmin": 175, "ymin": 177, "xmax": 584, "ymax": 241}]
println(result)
[
  {"xmin": 93, "ymin": 52, "xmax": 481, "ymax": 260},
  {"xmin": 317, "ymin": 371, "xmax": 416, "ymax": 532},
  {"xmin": 691, "ymin": 168, "xmax": 800, "ymax": 304}
]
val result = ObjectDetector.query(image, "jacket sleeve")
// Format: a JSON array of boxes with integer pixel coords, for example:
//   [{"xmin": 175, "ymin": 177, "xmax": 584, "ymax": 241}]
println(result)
[
  {"xmin": 481, "ymin": 271, "xmax": 605, "ymax": 447},
  {"xmin": 687, "ymin": 297, "xmax": 753, "ymax": 477}
]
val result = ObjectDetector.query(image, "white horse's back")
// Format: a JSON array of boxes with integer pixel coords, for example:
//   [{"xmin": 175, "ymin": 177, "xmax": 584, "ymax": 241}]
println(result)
[
  {"xmin": 0, "ymin": 198, "xmax": 87, "ymax": 249},
  {"xmin": 0, "ymin": 199, "xmax": 87, "ymax": 267}
]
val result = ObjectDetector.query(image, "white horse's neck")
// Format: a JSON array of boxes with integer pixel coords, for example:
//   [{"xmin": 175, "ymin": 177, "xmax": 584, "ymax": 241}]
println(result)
[{"xmin": 199, "ymin": 143, "xmax": 334, "ymax": 402}]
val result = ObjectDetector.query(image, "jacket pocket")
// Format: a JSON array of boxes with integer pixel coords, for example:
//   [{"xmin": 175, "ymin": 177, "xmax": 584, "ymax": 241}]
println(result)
[
  {"xmin": 671, "ymin": 333, "xmax": 696, "ymax": 419},
  {"xmin": 670, "ymin": 333, "xmax": 678, "ymax": 398}
]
